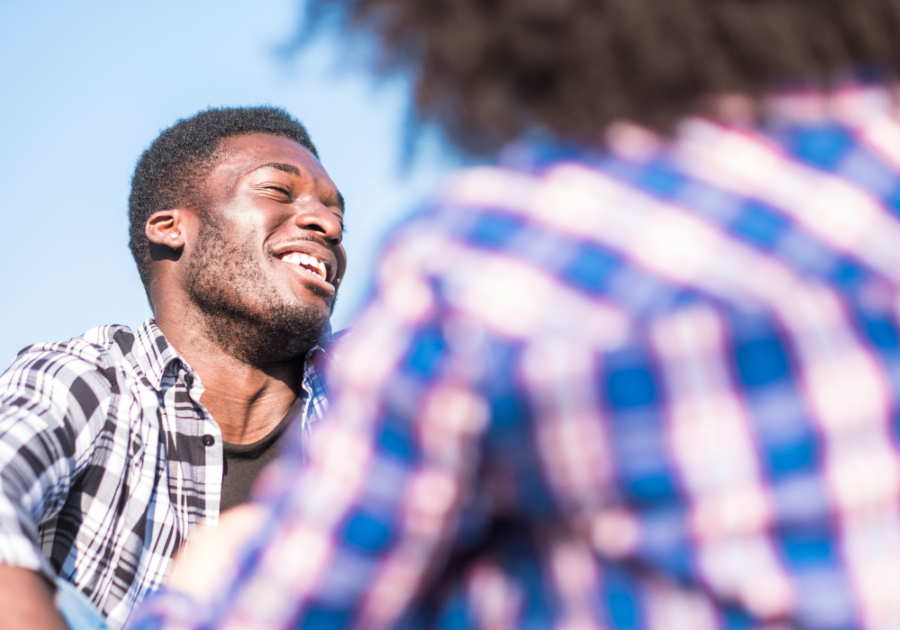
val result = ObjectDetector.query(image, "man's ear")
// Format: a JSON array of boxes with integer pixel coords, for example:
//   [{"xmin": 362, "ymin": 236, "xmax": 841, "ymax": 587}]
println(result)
[{"xmin": 146, "ymin": 209, "xmax": 186, "ymax": 250}]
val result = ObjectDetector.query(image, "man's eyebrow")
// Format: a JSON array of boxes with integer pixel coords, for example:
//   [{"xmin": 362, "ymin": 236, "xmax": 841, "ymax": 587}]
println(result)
[{"xmin": 250, "ymin": 162, "xmax": 301, "ymax": 176}]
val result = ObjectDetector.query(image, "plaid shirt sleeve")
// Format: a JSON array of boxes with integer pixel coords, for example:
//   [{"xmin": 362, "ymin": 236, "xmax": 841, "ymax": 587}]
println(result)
[{"xmin": 0, "ymin": 340, "xmax": 118, "ymax": 579}]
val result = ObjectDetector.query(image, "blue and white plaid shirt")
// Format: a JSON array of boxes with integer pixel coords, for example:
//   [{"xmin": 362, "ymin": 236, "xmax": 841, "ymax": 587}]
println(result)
[
  {"xmin": 0, "ymin": 319, "xmax": 331, "ymax": 629},
  {"xmin": 134, "ymin": 84, "xmax": 900, "ymax": 630}
]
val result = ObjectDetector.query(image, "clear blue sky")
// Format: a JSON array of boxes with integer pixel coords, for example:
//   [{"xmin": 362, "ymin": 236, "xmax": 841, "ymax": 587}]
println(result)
[{"xmin": 0, "ymin": 0, "xmax": 453, "ymax": 363}]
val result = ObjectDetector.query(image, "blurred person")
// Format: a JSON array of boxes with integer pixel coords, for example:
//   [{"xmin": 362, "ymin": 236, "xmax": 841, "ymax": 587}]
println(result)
[
  {"xmin": 0, "ymin": 106, "xmax": 346, "ymax": 630},
  {"xmin": 132, "ymin": 2, "xmax": 900, "ymax": 630}
]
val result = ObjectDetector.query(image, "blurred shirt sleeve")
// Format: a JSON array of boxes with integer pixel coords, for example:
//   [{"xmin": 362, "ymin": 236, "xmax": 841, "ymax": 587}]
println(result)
[{"xmin": 130, "ymin": 106, "xmax": 900, "ymax": 630}]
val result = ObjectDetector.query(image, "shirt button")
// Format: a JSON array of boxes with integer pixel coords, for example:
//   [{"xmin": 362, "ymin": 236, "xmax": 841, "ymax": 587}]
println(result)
[
  {"xmin": 201, "ymin": 435, "xmax": 215, "ymax": 447},
  {"xmin": 184, "ymin": 373, "xmax": 194, "ymax": 387}
]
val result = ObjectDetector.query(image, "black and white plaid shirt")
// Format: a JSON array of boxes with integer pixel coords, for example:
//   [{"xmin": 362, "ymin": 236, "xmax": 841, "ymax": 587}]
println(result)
[{"xmin": 0, "ymin": 319, "xmax": 331, "ymax": 629}]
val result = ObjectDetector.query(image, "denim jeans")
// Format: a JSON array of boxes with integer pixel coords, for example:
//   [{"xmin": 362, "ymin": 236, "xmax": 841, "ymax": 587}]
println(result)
[{"xmin": 55, "ymin": 578, "xmax": 108, "ymax": 630}]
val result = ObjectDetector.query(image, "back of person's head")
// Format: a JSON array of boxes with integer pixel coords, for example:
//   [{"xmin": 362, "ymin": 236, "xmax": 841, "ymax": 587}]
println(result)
[
  {"xmin": 129, "ymin": 106, "xmax": 318, "ymax": 293},
  {"xmin": 312, "ymin": 0, "xmax": 900, "ymax": 151}
]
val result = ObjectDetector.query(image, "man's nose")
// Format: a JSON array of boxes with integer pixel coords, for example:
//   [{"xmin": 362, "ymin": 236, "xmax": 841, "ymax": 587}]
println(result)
[{"xmin": 295, "ymin": 203, "xmax": 343, "ymax": 245}]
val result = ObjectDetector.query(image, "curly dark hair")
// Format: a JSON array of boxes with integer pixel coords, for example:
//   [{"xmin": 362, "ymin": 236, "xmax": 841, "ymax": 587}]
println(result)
[
  {"xmin": 128, "ymin": 106, "xmax": 318, "ymax": 292},
  {"xmin": 308, "ymin": 0, "xmax": 900, "ymax": 152}
]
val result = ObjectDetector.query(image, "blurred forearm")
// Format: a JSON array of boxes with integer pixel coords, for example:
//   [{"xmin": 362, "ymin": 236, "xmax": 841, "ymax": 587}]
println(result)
[{"xmin": 0, "ymin": 565, "xmax": 69, "ymax": 630}]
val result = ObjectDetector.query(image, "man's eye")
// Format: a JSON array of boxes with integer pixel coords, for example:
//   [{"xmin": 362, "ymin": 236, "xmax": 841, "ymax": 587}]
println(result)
[{"xmin": 265, "ymin": 185, "xmax": 291, "ymax": 197}]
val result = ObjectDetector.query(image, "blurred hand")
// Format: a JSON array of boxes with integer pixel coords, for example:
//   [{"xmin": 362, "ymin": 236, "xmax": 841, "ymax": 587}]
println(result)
[{"xmin": 0, "ymin": 566, "xmax": 68, "ymax": 630}]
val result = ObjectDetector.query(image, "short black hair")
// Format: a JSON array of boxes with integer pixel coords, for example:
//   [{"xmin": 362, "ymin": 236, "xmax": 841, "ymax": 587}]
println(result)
[
  {"xmin": 128, "ymin": 106, "xmax": 319, "ymax": 292},
  {"xmin": 308, "ymin": 0, "xmax": 900, "ymax": 152}
]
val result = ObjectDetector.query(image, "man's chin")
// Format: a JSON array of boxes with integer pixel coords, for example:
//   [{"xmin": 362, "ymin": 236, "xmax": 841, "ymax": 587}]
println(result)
[
  {"xmin": 291, "ymin": 283, "xmax": 339, "ymax": 319},
  {"xmin": 190, "ymin": 295, "xmax": 331, "ymax": 367},
  {"xmin": 294, "ymin": 280, "xmax": 336, "ymax": 310}
]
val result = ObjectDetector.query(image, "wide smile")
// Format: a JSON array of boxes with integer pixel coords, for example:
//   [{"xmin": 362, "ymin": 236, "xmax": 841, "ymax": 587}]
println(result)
[{"xmin": 276, "ymin": 249, "xmax": 338, "ymax": 295}]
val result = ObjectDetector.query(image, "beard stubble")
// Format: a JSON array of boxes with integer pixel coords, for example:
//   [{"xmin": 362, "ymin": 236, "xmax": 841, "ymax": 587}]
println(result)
[{"xmin": 184, "ymin": 221, "xmax": 331, "ymax": 368}]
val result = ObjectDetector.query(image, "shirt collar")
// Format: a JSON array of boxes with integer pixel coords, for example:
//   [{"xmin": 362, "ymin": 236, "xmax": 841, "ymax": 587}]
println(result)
[
  {"xmin": 499, "ymin": 81, "xmax": 900, "ymax": 171},
  {"xmin": 762, "ymin": 81, "xmax": 897, "ymax": 128},
  {"xmin": 593, "ymin": 81, "xmax": 897, "ymax": 168},
  {"xmin": 132, "ymin": 319, "xmax": 189, "ymax": 390}
]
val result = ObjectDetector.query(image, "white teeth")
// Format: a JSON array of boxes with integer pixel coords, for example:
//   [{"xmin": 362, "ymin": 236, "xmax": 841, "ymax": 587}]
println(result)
[{"xmin": 280, "ymin": 252, "xmax": 328, "ymax": 282}]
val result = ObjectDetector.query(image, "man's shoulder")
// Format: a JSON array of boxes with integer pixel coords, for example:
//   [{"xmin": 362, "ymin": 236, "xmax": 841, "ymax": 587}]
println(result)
[
  {"xmin": 15, "ymin": 324, "xmax": 136, "ymax": 366},
  {"xmin": 4, "ymin": 324, "xmax": 140, "ymax": 396}
]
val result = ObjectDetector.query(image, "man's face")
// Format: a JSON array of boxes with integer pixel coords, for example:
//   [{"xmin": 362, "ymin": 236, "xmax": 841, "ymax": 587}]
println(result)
[{"xmin": 182, "ymin": 133, "xmax": 347, "ymax": 366}]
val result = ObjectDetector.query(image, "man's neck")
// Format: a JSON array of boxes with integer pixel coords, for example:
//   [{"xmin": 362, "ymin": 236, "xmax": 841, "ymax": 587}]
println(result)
[{"xmin": 155, "ymin": 311, "xmax": 307, "ymax": 445}]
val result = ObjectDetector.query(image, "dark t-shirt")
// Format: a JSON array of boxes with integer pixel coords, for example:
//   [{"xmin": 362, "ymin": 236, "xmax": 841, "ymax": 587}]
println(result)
[{"xmin": 220, "ymin": 398, "xmax": 301, "ymax": 512}]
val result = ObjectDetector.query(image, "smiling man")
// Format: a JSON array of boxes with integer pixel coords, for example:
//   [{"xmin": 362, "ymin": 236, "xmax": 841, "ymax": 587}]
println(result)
[{"xmin": 0, "ymin": 107, "xmax": 345, "ymax": 630}]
